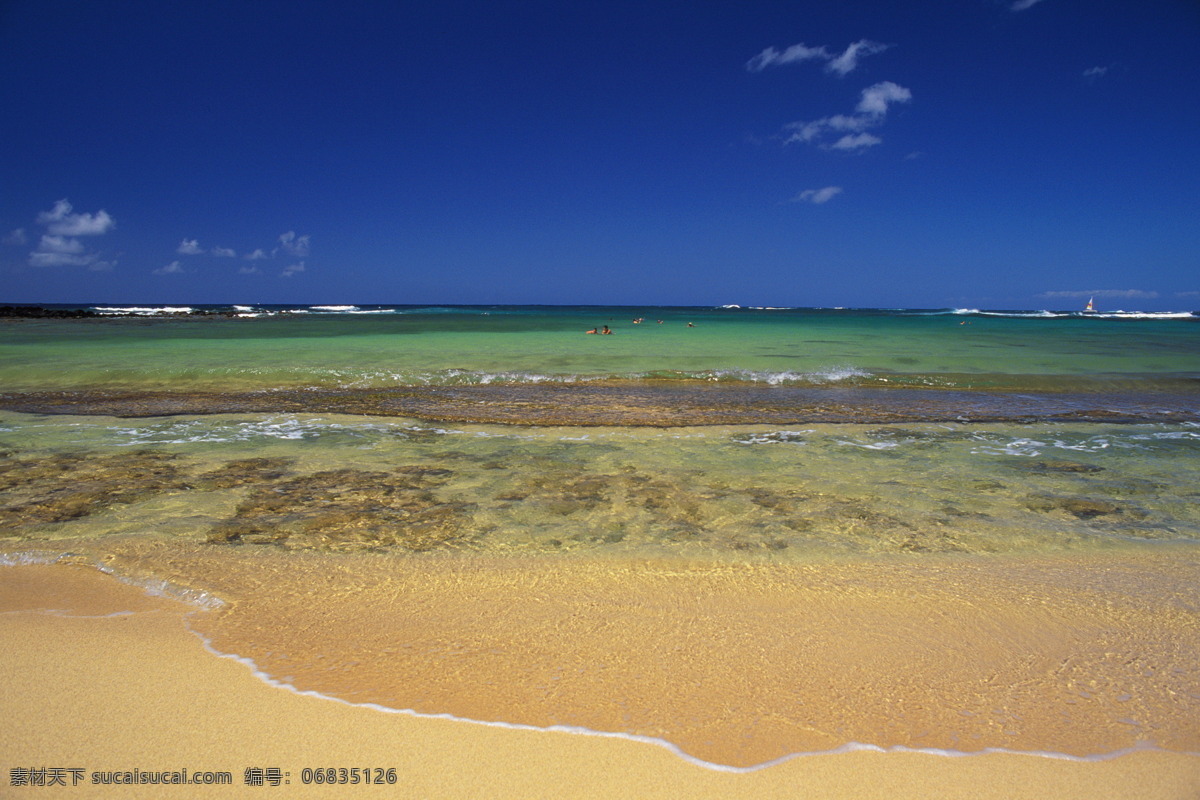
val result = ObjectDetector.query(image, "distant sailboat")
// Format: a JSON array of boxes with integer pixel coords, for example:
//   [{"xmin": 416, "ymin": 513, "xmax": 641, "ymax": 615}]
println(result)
[{"xmin": 1083, "ymin": 297, "xmax": 1097, "ymax": 314}]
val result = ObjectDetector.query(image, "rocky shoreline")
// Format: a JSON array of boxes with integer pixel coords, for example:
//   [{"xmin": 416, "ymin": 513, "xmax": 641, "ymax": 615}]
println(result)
[
  {"xmin": 0, "ymin": 305, "xmax": 103, "ymax": 319},
  {"xmin": 0, "ymin": 385, "xmax": 1194, "ymax": 426},
  {"xmin": 0, "ymin": 305, "xmax": 242, "ymax": 319}
]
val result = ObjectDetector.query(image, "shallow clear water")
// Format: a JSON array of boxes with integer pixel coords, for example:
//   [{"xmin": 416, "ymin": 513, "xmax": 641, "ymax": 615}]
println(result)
[{"xmin": 2, "ymin": 411, "xmax": 1197, "ymax": 559}]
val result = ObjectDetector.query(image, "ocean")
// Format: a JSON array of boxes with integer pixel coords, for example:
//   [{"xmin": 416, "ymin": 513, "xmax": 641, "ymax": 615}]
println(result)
[{"xmin": 1, "ymin": 304, "xmax": 1198, "ymax": 768}]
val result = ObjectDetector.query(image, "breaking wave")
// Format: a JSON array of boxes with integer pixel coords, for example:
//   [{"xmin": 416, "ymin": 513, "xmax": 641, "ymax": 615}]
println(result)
[
  {"xmin": 320, "ymin": 367, "xmax": 877, "ymax": 388},
  {"xmin": 92, "ymin": 306, "xmax": 195, "ymax": 315}
]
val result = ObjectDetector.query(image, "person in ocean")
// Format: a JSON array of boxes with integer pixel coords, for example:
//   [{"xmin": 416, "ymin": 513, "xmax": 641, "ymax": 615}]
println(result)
[{"xmin": 586, "ymin": 325, "xmax": 613, "ymax": 334}]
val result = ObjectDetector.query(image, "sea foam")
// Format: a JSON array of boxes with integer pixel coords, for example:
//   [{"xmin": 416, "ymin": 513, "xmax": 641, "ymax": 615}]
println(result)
[{"xmin": 181, "ymin": 623, "xmax": 1182, "ymax": 773}]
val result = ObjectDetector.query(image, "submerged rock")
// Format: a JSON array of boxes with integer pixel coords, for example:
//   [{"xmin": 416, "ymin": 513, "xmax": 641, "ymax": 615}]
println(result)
[
  {"xmin": 1011, "ymin": 459, "xmax": 1106, "ymax": 475},
  {"xmin": 1025, "ymin": 496, "xmax": 1121, "ymax": 519},
  {"xmin": 205, "ymin": 466, "xmax": 477, "ymax": 551},
  {"xmin": 193, "ymin": 457, "xmax": 294, "ymax": 490},
  {"xmin": 0, "ymin": 451, "xmax": 187, "ymax": 532}
]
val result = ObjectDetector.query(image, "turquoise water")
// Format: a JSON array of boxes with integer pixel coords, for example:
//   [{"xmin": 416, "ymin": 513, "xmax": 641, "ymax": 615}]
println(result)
[
  {"xmin": 1, "ymin": 304, "xmax": 1198, "ymax": 557},
  {"xmin": 1, "ymin": 305, "xmax": 1197, "ymax": 394}
]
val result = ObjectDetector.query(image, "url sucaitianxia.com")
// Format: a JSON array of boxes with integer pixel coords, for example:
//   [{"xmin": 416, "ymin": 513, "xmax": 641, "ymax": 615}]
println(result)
[{"xmin": 8, "ymin": 766, "xmax": 399, "ymax": 788}]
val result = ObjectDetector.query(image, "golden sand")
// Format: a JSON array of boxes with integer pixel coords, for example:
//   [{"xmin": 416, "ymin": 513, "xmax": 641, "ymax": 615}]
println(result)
[
  {"xmin": 94, "ymin": 542, "xmax": 1197, "ymax": 765},
  {"xmin": 2, "ymin": 563, "xmax": 1199, "ymax": 799},
  {"xmin": 11, "ymin": 538, "xmax": 1200, "ymax": 765}
]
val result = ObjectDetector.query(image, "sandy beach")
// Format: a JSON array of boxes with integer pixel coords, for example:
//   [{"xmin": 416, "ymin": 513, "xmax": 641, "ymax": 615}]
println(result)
[
  {"xmin": 3, "ymin": 561, "xmax": 1198, "ymax": 799},
  {"xmin": 5, "ymin": 0, "xmax": 1200, "ymax": 791}
]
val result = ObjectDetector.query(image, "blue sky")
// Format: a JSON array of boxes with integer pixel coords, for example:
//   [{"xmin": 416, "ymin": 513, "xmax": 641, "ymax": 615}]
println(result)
[{"xmin": 1, "ymin": 0, "xmax": 1197, "ymax": 309}]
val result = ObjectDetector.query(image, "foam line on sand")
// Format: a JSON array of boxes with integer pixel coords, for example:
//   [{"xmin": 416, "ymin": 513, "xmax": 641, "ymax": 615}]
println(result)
[{"xmin": 2, "ymin": 564, "xmax": 1199, "ymax": 798}]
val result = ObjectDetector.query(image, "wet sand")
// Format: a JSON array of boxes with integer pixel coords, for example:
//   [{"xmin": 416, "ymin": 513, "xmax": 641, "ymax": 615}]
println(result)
[
  {"xmin": 4, "ymin": 546, "xmax": 1200, "ymax": 797},
  {"xmin": 3, "ymin": 564, "xmax": 1199, "ymax": 799}
]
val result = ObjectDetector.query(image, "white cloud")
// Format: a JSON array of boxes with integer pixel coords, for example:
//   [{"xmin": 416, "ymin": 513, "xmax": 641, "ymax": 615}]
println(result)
[
  {"xmin": 827, "ymin": 40, "xmax": 890, "ymax": 77},
  {"xmin": 153, "ymin": 260, "xmax": 186, "ymax": 275},
  {"xmin": 238, "ymin": 264, "xmax": 261, "ymax": 275},
  {"xmin": 856, "ymin": 81, "xmax": 912, "ymax": 115},
  {"xmin": 792, "ymin": 186, "xmax": 844, "ymax": 204},
  {"xmin": 1039, "ymin": 289, "xmax": 1159, "ymax": 299},
  {"xmin": 831, "ymin": 132, "xmax": 883, "ymax": 151},
  {"xmin": 785, "ymin": 82, "xmax": 911, "ymax": 151},
  {"xmin": 27, "ymin": 199, "xmax": 115, "ymax": 268},
  {"xmin": 3, "ymin": 228, "xmax": 27, "ymax": 246},
  {"xmin": 746, "ymin": 43, "xmax": 830, "ymax": 72},
  {"xmin": 34, "ymin": 255, "xmax": 114, "ymax": 271},
  {"xmin": 748, "ymin": 39, "xmax": 888, "ymax": 76},
  {"xmin": 278, "ymin": 231, "xmax": 311, "ymax": 257},
  {"xmin": 1083, "ymin": 66, "xmax": 1109, "ymax": 79},
  {"xmin": 1011, "ymin": 0, "xmax": 1047, "ymax": 10},
  {"xmin": 36, "ymin": 199, "xmax": 115, "ymax": 236},
  {"xmin": 784, "ymin": 114, "xmax": 871, "ymax": 144},
  {"xmin": 36, "ymin": 234, "xmax": 85, "ymax": 255},
  {"xmin": 28, "ymin": 250, "xmax": 96, "ymax": 268},
  {"xmin": 783, "ymin": 121, "xmax": 823, "ymax": 145},
  {"xmin": 158, "ymin": 230, "xmax": 305, "ymax": 271},
  {"xmin": 29, "ymin": 234, "xmax": 101, "ymax": 267}
]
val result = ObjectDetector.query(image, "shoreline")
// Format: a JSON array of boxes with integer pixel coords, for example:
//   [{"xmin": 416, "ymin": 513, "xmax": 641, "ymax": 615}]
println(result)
[
  {"xmin": 3, "ymin": 563, "xmax": 1199, "ymax": 798},
  {"xmin": 163, "ymin": 633, "xmax": 1200, "ymax": 773},
  {"xmin": 0, "ymin": 305, "xmax": 244, "ymax": 319},
  {"xmin": 5, "ymin": 542, "xmax": 1199, "ymax": 769}
]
